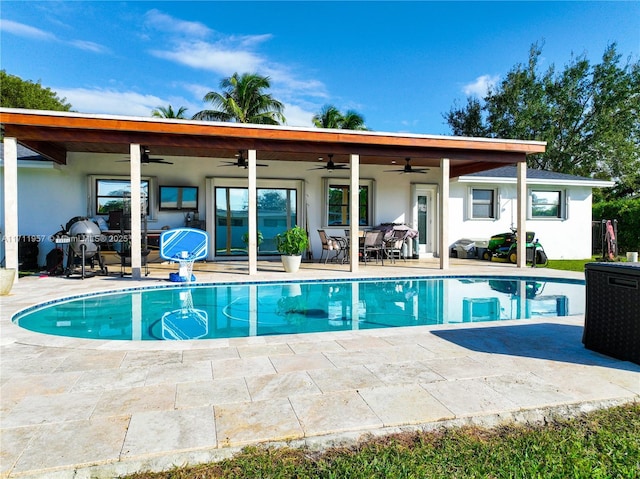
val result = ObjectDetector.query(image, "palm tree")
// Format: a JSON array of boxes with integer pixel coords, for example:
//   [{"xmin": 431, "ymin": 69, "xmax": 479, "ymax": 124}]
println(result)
[
  {"xmin": 151, "ymin": 105, "xmax": 188, "ymax": 118},
  {"xmin": 312, "ymin": 104, "xmax": 343, "ymax": 128},
  {"xmin": 312, "ymin": 104, "xmax": 367, "ymax": 130},
  {"xmin": 192, "ymin": 72, "xmax": 286, "ymax": 125},
  {"xmin": 340, "ymin": 109, "xmax": 367, "ymax": 130}
]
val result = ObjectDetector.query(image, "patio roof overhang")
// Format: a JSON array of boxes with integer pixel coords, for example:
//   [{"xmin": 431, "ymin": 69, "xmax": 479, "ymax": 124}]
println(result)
[{"xmin": 0, "ymin": 108, "xmax": 545, "ymax": 178}]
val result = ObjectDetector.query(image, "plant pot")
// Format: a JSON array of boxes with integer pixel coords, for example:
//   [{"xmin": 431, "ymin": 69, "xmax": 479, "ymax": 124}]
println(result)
[
  {"xmin": 281, "ymin": 255, "xmax": 302, "ymax": 273},
  {"xmin": 282, "ymin": 283, "xmax": 302, "ymax": 297},
  {"xmin": 0, "ymin": 268, "xmax": 17, "ymax": 295}
]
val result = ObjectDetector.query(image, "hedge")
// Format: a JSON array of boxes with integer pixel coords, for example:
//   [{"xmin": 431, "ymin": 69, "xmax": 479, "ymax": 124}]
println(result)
[{"xmin": 592, "ymin": 198, "xmax": 640, "ymax": 254}]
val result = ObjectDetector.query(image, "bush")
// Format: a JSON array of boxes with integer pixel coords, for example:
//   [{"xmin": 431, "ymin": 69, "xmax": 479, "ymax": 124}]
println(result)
[
  {"xmin": 593, "ymin": 198, "xmax": 640, "ymax": 253},
  {"xmin": 275, "ymin": 226, "xmax": 309, "ymax": 256}
]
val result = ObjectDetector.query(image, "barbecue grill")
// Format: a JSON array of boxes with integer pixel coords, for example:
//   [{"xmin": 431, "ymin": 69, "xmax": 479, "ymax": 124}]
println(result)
[{"xmin": 64, "ymin": 217, "xmax": 108, "ymax": 278}]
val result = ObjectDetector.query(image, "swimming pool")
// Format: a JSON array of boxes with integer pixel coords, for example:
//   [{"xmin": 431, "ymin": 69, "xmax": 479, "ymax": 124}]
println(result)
[{"xmin": 13, "ymin": 276, "xmax": 585, "ymax": 341}]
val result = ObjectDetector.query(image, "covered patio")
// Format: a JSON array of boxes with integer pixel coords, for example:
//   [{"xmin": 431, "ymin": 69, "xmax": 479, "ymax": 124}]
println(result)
[{"xmin": 1, "ymin": 108, "xmax": 546, "ymax": 281}]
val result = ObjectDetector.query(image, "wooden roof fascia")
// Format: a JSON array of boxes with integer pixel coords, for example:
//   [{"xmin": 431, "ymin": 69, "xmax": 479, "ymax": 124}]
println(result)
[
  {"xmin": 1, "ymin": 110, "xmax": 546, "ymax": 155},
  {"xmin": 450, "ymin": 157, "xmax": 526, "ymax": 178},
  {"xmin": 4, "ymin": 124, "xmax": 530, "ymax": 166}
]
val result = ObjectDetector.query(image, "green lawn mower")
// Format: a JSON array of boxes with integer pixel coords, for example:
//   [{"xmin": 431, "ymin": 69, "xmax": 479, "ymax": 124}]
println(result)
[{"xmin": 483, "ymin": 228, "xmax": 548, "ymax": 267}]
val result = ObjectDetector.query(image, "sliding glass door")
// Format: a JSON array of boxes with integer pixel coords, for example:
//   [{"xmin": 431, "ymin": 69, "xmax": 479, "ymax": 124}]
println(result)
[{"xmin": 215, "ymin": 187, "xmax": 297, "ymax": 256}]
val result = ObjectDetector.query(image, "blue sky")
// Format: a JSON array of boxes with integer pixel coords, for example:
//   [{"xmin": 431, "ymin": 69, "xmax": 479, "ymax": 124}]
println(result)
[{"xmin": 1, "ymin": 1, "xmax": 638, "ymax": 135}]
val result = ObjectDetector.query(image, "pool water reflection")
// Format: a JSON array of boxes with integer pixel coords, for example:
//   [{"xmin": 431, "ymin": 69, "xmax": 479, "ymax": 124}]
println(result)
[{"xmin": 13, "ymin": 276, "xmax": 585, "ymax": 341}]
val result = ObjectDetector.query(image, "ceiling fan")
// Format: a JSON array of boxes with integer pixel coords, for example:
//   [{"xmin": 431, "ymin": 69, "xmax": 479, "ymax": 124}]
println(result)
[
  {"xmin": 118, "ymin": 146, "xmax": 173, "ymax": 165},
  {"xmin": 220, "ymin": 150, "xmax": 268, "ymax": 169},
  {"xmin": 308, "ymin": 154, "xmax": 347, "ymax": 172},
  {"xmin": 385, "ymin": 157, "xmax": 429, "ymax": 174}
]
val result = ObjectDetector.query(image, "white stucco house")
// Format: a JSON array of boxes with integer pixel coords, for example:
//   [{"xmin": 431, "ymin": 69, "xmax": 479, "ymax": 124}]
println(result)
[
  {"xmin": 450, "ymin": 166, "xmax": 613, "ymax": 260},
  {"xmin": 1, "ymin": 108, "xmax": 613, "ymax": 278}
]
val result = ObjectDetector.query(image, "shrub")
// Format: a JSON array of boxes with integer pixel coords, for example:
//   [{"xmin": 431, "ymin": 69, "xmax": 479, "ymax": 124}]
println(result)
[
  {"xmin": 275, "ymin": 226, "xmax": 309, "ymax": 256},
  {"xmin": 593, "ymin": 198, "xmax": 640, "ymax": 253}
]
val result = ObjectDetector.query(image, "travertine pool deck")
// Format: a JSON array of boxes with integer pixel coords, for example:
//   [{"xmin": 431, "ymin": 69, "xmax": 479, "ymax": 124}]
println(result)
[{"xmin": 1, "ymin": 259, "xmax": 639, "ymax": 478}]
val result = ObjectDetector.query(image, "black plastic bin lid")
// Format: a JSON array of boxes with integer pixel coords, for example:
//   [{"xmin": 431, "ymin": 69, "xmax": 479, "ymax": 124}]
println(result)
[{"xmin": 585, "ymin": 262, "xmax": 640, "ymax": 276}]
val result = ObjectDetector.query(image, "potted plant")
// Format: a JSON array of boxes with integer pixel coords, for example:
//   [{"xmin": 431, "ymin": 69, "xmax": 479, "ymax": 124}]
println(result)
[
  {"xmin": 275, "ymin": 226, "xmax": 309, "ymax": 273},
  {"xmin": 241, "ymin": 230, "xmax": 263, "ymax": 252},
  {"xmin": 0, "ymin": 267, "xmax": 17, "ymax": 295}
]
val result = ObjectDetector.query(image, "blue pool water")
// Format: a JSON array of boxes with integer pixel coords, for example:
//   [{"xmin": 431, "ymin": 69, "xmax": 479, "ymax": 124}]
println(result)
[{"xmin": 13, "ymin": 276, "xmax": 585, "ymax": 341}]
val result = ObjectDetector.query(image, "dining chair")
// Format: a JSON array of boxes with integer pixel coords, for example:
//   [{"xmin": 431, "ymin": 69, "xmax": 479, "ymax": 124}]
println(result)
[
  {"xmin": 317, "ymin": 229, "xmax": 344, "ymax": 264},
  {"xmin": 360, "ymin": 230, "xmax": 385, "ymax": 265},
  {"xmin": 385, "ymin": 229, "xmax": 407, "ymax": 263}
]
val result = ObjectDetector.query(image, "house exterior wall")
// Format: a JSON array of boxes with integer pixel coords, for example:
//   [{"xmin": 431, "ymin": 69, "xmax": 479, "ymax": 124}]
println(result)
[
  {"xmin": 448, "ymin": 181, "xmax": 595, "ymax": 260},
  {"xmin": 1, "ymin": 152, "xmax": 597, "ymax": 268}
]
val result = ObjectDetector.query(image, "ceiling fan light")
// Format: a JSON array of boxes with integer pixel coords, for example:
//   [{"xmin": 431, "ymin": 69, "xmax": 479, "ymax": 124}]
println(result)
[{"xmin": 327, "ymin": 159, "xmax": 335, "ymax": 172}]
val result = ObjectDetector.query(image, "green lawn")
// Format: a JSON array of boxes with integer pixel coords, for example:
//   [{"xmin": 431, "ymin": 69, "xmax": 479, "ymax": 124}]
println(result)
[
  {"xmin": 546, "ymin": 258, "xmax": 595, "ymax": 272},
  {"xmin": 547, "ymin": 256, "xmax": 629, "ymax": 273},
  {"xmin": 122, "ymin": 403, "xmax": 640, "ymax": 479}
]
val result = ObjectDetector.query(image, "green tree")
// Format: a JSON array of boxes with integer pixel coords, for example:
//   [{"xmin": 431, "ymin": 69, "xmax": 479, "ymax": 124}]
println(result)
[
  {"xmin": 313, "ymin": 104, "xmax": 367, "ymax": 130},
  {"xmin": 151, "ymin": 104, "xmax": 188, "ymax": 118},
  {"xmin": 192, "ymin": 72, "xmax": 285, "ymax": 125},
  {"xmin": 444, "ymin": 43, "xmax": 640, "ymax": 200},
  {"xmin": 0, "ymin": 70, "xmax": 72, "ymax": 111},
  {"xmin": 446, "ymin": 97, "xmax": 488, "ymax": 137}
]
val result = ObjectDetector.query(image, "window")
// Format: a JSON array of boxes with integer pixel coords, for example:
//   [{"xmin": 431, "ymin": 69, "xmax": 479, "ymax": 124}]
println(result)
[
  {"xmin": 159, "ymin": 186, "xmax": 198, "ymax": 210},
  {"xmin": 324, "ymin": 178, "xmax": 374, "ymax": 227},
  {"xmin": 469, "ymin": 188, "xmax": 498, "ymax": 219},
  {"xmin": 94, "ymin": 178, "xmax": 152, "ymax": 217},
  {"xmin": 214, "ymin": 185, "xmax": 298, "ymax": 256},
  {"xmin": 530, "ymin": 190, "xmax": 563, "ymax": 218}
]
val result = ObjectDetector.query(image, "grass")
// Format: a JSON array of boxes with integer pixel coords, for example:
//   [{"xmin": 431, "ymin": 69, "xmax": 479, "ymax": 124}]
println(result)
[
  {"xmin": 546, "ymin": 258, "xmax": 596, "ymax": 272},
  {"xmin": 122, "ymin": 402, "xmax": 640, "ymax": 479},
  {"xmin": 547, "ymin": 256, "xmax": 629, "ymax": 273}
]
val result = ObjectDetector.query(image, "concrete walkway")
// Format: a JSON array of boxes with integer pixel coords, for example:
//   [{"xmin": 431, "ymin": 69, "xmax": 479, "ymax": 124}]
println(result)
[{"xmin": 1, "ymin": 260, "xmax": 639, "ymax": 478}]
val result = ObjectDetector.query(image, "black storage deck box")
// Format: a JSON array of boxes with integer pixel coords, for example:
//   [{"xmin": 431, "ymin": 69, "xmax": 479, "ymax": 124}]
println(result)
[{"xmin": 583, "ymin": 262, "xmax": 640, "ymax": 364}]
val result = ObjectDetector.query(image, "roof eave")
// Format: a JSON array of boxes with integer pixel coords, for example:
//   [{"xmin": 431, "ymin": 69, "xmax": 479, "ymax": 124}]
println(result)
[{"xmin": 456, "ymin": 176, "xmax": 616, "ymax": 188}]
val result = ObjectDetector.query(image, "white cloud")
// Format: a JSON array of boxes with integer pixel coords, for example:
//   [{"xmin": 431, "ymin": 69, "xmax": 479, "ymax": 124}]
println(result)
[
  {"xmin": 236, "ymin": 33, "xmax": 273, "ymax": 48},
  {"xmin": 68, "ymin": 39, "xmax": 109, "ymax": 54},
  {"xmin": 180, "ymin": 82, "xmax": 213, "ymax": 101},
  {"xmin": 144, "ymin": 9, "xmax": 329, "ymax": 107},
  {"xmin": 0, "ymin": 19, "xmax": 56, "ymax": 41},
  {"xmin": 56, "ymin": 87, "xmax": 198, "ymax": 117},
  {"xmin": 144, "ymin": 9, "xmax": 212, "ymax": 39},
  {"xmin": 0, "ymin": 19, "xmax": 109, "ymax": 54},
  {"xmin": 281, "ymin": 103, "xmax": 315, "ymax": 128},
  {"xmin": 150, "ymin": 40, "xmax": 264, "ymax": 75},
  {"xmin": 463, "ymin": 74, "xmax": 499, "ymax": 97}
]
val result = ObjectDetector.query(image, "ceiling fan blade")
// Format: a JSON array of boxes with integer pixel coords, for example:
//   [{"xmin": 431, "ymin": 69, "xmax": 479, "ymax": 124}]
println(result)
[
  {"xmin": 117, "ymin": 158, "xmax": 172, "ymax": 165},
  {"xmin": 309, "ymin": 164, "xmax": 348, "ymax": 171},
  {"xmin": 308, "ymin": 154, "xmax": 347, "ymax": 171},
  {"xmin": 220, "ymin": 160, "xmax": 268, "ymax": 168},
  {"xmin": 385, "ymin": 157, "xmax": 428, "ymax": 173}
]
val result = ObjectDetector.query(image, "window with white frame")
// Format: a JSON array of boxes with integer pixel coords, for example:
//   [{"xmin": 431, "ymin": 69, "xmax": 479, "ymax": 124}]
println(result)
[
  {"xmin": 530, "ymin": 190, "xmax": 564, "ymax": 219},
  {"xmin": 323, "ymin": 178, "xmax": 374, "ymax": 227},
  {"xmin": 90, "ymin": 175, "xmax": 156, "ymax": 219},
  {"xmin": 469, "ymin": 187, "xmax": 498, "ymax": 219}
]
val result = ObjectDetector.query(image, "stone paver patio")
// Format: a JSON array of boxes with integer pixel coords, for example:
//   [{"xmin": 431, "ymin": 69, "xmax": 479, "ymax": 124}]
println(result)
[{"xmin": 1, "ymin": 259, "xmax": 638, "ymax": 478}]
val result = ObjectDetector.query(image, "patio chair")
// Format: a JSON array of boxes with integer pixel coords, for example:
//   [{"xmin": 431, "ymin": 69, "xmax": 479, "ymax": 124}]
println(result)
[
  {"xmin": 317, "ymin": 230, "xmax": 345, "ymax": 264},
  {"xmin": 385, "ymin": 229, "xmax": 407, "ymax": 263},
  {"xmin": 360, "ymin": 230, "xmax": 385, "ymax": 265}
]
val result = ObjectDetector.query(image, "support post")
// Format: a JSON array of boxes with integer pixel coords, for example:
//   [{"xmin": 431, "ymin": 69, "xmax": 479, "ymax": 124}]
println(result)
[
  {"xmin": 129, "ymin": 144, "xmax": 142, "ymax": 279},
  {"xmin": 248, "ymin": 149, "xmax": 258, "ymax": 275},
  {"xmin": 439, "ymin": 158, "xmax": 450, "ymax": 270},
  {"xmin": 517, "ymin": 161, "xmax": 527, "ymax": 268},
  {"xmin": 2, "ymin": 138, "xmax": 19, "ymax": 284},
  {"xmin": 349, "ymin": 154, "xmax": 360, "ymax": 272}
]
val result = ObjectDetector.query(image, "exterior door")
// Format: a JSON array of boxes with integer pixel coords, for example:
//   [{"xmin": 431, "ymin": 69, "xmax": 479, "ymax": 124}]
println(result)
[{"xmin": 411, "ymin": 185, "xmax": 436, "ymax": 257}]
